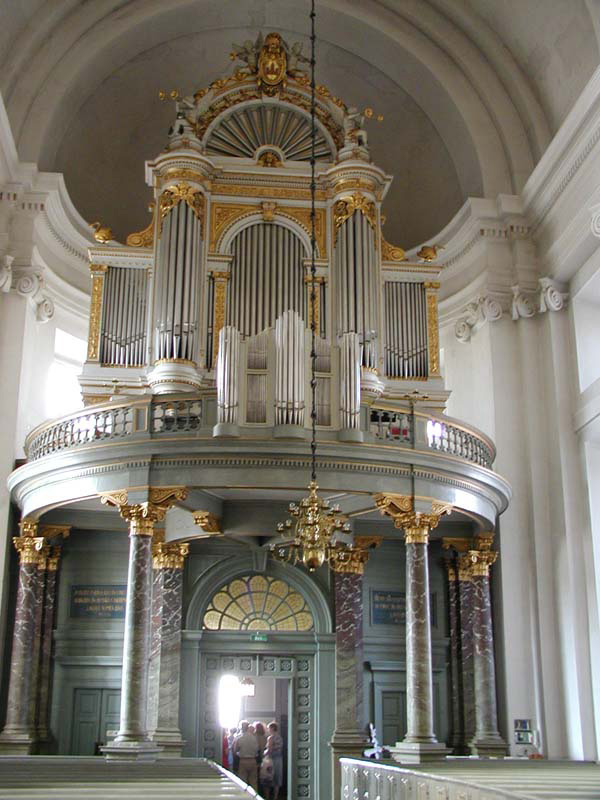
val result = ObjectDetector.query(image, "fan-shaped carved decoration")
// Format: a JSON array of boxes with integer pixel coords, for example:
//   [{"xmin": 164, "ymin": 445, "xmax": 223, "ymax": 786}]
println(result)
[
  {"xmin": 202, "ymin": 574, "xmax": 314, "ymax": 631},
  {"xmin": 205, "ymin": 104, "xmax": 334, "ymax": 162}
]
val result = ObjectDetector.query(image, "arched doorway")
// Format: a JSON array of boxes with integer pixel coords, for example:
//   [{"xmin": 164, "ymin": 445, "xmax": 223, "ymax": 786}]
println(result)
[{"xmin": 181, "ymin": 559, "xmax": 335, "ymax": 800}]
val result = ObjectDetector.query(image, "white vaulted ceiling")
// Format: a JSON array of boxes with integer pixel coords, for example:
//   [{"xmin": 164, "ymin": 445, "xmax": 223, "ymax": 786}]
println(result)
[{"xmin": 0, "ymin": 0, "xmax": 598, "ymax": 248}]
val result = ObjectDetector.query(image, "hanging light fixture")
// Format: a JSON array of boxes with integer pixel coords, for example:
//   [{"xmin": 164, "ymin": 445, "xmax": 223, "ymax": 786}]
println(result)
[{"xmin": 271, "ymin": 0, "xmax": 372, "ymax": 576}]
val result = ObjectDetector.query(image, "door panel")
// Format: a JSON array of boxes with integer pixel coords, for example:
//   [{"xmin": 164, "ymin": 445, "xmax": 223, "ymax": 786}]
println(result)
[
  {"xmin": 71, "ymin": 689, "xmax": 101, "ymax": 755},
  {"xmin": 100, "ymin": 689, "xmax": 121, "ymax": 745},
  {"xmin": 381, "ymin": 690, "xmax": 406, "ymax": 746},
  {"xmin": 71, "ymin": 688, "xmax": 121, "ymax": 755}
]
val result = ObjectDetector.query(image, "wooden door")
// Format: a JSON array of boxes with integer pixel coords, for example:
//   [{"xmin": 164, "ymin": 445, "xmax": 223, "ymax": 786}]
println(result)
[
  {"xmin": 71, "ymin": 688, "xmax": 121, "ymax": 755},
  {"xmin": 380, "ymin": 690, "xmax": 406, "ymax": 747}
]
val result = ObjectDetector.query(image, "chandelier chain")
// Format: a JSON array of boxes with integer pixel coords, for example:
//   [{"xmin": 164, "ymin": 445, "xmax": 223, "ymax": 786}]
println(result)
[{"xmin": 310, "ymin": 0, "xmax": 317, "ymax": 482}]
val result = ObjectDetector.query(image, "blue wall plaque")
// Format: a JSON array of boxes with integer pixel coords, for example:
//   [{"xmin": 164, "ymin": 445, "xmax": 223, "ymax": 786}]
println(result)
[
  {"xmin": 70, "ymin": 585, "xmax": 127, "ymax": 619},
  {"xmin": 371, "ymin": 590, "xmax": 406, "ymax": 625}
]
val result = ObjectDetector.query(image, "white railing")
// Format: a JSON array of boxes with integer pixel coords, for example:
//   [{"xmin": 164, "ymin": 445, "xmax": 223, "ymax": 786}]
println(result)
[
  {"xmin": 151, "ymin": 398, "xmax": 203, "ymax": 432},
  {"xmin": 27, "ymin": 405, "xmax": 134, "ymax": 461},
  {"xmin": 24, "ymin": 396, "xmax": 494, "ymax": 470},
  {"xmin": 426, "ymin": 418, "xmax": 494, "ymax": 468},
  {"xmin": 340, "ymin": 758, "xmax": 522, "ymax": 800}
]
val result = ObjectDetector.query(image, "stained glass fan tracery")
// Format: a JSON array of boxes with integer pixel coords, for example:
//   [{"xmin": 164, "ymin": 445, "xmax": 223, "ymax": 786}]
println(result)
[{"xmin": 202, "ymin": 574, "xmax": 314, "ymax": 631}]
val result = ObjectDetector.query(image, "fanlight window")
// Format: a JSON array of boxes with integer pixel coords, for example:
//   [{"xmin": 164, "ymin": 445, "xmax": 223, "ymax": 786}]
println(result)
[{"xmin": 202, "ymin": 574, "xmax": 314, "ymax": 631}]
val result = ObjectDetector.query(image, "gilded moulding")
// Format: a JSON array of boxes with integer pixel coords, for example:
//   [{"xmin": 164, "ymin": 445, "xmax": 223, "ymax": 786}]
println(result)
[
  {"xmin": 211, "ymin": 183, "xmax": 327, "ymax": 202},
  {"xmin": 210, "ymin": 202, "xmax": 326, "ymax": 256},
  {"xmin": 87, "ymin": 265, "xmax": 107, "ymax": 361},
  {"xmin": 210, "ymin": 271, "xmax": 230, "ymax": 364},
  {"xmin": 424, "ymin": 282, "xmax": 441, "ymax": 377},
  {"xmin": 381, "ymin": 237, "xmax": 406, "ymax": 262},
  {"xmin": 126, "ymin": 202, "xmax": 155, "ymax": 248}
]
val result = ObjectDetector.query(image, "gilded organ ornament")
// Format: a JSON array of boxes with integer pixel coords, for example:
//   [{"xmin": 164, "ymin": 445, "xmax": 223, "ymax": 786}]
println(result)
[
  {"xmin": 159, "ymin": 183, "xmax": 205, "ymax": 236},
  {"xmin": 333, "ymin": 192, "xmax": 377, "ymax": 243},
  {"xmin": 257, "ymin": 33, "xmax": 288, "ymax": 94}
]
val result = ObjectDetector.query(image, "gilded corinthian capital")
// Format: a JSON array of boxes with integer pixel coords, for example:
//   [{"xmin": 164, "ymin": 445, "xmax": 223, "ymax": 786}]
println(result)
[
  {"xmin": 12, "ymin": 519, "xmax": 46, "ymax": 565},
  {"xmin": 100, "ymin": 487, "xmax": 188, "ymax": 536},
  {"xmin": 458, "ymin": 549, "xmax": 498, "ymax": 579},
  {"xmin": 373, "ymin": 494, "xmax": 452, "ymax": 537}
]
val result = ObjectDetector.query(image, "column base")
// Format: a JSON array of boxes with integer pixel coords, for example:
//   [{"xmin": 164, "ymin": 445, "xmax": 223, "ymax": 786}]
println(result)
[
  {"xmin": 331, "ymin": 731, "xmax": 370, "ymax": 800},
  {"xmin": 469, "ymin": 733, "xmax": 508, "ymax": 757},
  {"xmin": 0, "ymin": 730, "xmax": 37, "ymax": 755},
  {"xmin": 150, "ymin": 730, "xmax": 186, "ymax": 758},
  {"xmin": 390, "ymin": 741, "xmax": 451, "ymax": 764},
  {"xmin": 101, "ymin": 740, "xmax": 163, "ymax": 761},
  {"xmin": 212, "ymin": 422, "xmax": 240, "ymax": 438},
  {"xmin": 338, "ymin": 428, "xmax": 364, "ymax": 443}
]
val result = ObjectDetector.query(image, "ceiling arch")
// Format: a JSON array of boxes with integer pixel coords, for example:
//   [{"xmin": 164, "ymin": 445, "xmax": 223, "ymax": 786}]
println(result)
[{"xmin": 0, "ymin": 0, "xmax": 595, "ymax": 249}]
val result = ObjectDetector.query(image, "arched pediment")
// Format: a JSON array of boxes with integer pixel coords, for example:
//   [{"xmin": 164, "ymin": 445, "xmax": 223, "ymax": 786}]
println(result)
[{"xmin": 204, "ymin": 100, "xmax": 336, "ymax": 162}]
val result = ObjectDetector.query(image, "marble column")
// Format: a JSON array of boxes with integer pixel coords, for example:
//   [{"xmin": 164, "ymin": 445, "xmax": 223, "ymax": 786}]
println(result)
[
  {"xmin": 458, "ymin": 558, "xmax": 476, "ymax": 752},
  {"xmin": 465, "ymin": 541, "xmax": 508, "ymax": 756},
  {"xmin": 36, "ymin": 546, "xmax": 61, "ymax": 744},
  {"xmin": 444, "ymin": 558, "xmax": 463, "ymax": 752},
  {"xmin": 330, "ymin": 568, "xmax": 370, "ymax": 800},
  {"xmin": 391, "ymin": 513, "xmax": 450, "ymax": 763},
  {"xmin": 0, "ymin": 520, "xmax": 46, "ymax": 754},
  {"xmin": 99, "ymin": 487, "xmax": 187, "ymax": 760},
  {"xmin": 148, "ymin": 533, "xmax": 189, "ymax": 756}
]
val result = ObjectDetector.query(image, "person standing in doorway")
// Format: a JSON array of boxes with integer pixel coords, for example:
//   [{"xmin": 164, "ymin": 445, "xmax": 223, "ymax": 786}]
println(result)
[
  {"xmin": 233, "ymin": 720, "xmax": 258, "ymax": 790},
  {"xmin": 264, "ymin": 720, "xmax": 284, "ymax": 800}
]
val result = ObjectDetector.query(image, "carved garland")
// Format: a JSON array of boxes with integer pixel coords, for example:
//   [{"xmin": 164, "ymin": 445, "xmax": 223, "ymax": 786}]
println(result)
[
  {"xmin": 158, "ymin": 183, "xmax": 205, "ymax": 236},
  {"xmin": 333, "ymin": 192, "xmax": 377, "ymax": 244}
]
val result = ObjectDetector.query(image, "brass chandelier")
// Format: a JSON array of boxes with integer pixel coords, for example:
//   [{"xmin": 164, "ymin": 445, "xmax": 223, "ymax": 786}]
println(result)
[{"xmin": 271, "ymin": 0, "xmax": 371, "ymax": 575}]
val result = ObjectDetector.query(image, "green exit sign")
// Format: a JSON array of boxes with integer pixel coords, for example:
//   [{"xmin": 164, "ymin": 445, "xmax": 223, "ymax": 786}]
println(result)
[{"xmin": 251, "ymin": 632, "xmax": 268, "ymax": 642}]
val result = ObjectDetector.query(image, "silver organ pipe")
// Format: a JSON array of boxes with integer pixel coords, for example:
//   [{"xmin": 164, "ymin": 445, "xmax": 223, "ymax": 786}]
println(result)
[
  {"xmin": 216, "ymin": 325, "xmax": 240, "ymax": 425},
  {"xmin": 228, "ymin": 223, "xmax": 307, "ymax": 337},
  {"xmin": 155, "ymin": 202, "xmax": 202, "ymax": 362},
  {"xmin": 246, "ymin": 329, "xmax": 269, "ymax": 423},
  {"xmin": 340, "ymin": 332, "xmax": 361, "ymax": 430},
  {"xmin": 314, "ymin": 335, "xmax": 331, "ymax": 426},
  {"xmin": 100, "ymin": 267, "xmax": 148, "ymax": 367},
  {"xmin": 335, "ymin": 211, "xmax": 377, "ymax": 368},
  {"xmin": 383, "ymin": 281, "xmax": 429, "ymax": 378},
  {"xmin": 275, "ymin": 310, "xmax": 305, "ymax": 426}
]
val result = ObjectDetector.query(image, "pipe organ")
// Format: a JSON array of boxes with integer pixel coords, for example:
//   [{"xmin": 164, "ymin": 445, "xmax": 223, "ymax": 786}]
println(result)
[
  {"xmin": 99, "ymin": 266, "xmax": 147, "ymax": 367},
  {"xmin": 80, "ymin": 30, "xmax": 446, "ymax": 421}
]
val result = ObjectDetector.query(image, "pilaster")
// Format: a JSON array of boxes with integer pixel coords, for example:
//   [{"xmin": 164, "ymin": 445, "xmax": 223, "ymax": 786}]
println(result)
[{"xmin": 148, "ymin": 531, "xmax": 189, "ymax": 757}]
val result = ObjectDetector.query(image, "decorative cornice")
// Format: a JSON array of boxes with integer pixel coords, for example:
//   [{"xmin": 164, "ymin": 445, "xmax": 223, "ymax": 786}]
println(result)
[
  {"xmin": 0, "ymin": 254, "xmax": 13, "ymax": 293},
  {"xmin": 455, "ymin": 278, "xmax": 569, "ymax": 341},
  {"xmin": 10, "ymin": 265, "xmax": 55, "ymax": 322}
]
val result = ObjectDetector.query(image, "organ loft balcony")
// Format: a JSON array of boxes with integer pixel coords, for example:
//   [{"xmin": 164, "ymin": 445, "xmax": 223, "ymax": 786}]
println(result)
[{"xmin": 7, "ymin": 35, "xmax": 511, "ymax": 530}]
